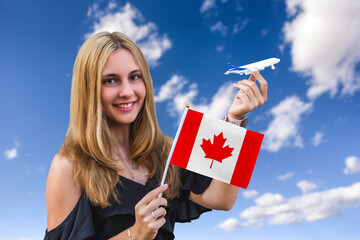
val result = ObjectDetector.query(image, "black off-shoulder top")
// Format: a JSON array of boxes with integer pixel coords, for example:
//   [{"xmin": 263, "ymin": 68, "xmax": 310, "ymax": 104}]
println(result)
[{"xmin": 44, "ymin": 169, "xmax": 212, "ymax": 240}]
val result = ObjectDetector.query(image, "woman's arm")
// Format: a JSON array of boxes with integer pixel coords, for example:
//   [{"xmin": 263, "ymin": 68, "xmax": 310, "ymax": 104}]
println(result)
[
  {"xmin": 190, "ymin": 71, "xmax": 268, "ymax": 210},
  {"xmin": 46, "ymin": 153, "xmax": 81, "ymax": 231},
  {"xmin": 109, "ymin": 229, "xmax": 135, "ymax": 240},
  {"xmin": 109, "ymin": 230, "xmax": 129, "ymax": 240},
  {"xmin": 189, "ymin": 180, "xmax": 239, "ymax": 210}
]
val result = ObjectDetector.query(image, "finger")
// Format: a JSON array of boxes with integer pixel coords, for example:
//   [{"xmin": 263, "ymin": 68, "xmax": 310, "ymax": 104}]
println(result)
[
  {"xmin": 240, "ymin": 78, "xmax": 267, "ymax": 107},
  {"xmin": 233, "ymin": 82, "xmax": 256, "ymax": 102},
  {"xmin": 138, "ymin": 184, "xmax": 168, "ymax": 206},
  {"xmin": 232, "ymin": 84, "xmax": 252, "ymax": 105},
  {"xmin": 239, "ymin": 80, "xmax": 262, "ymax": 102},
  {"xmin": 152, "ymin": 207, "xmax": 167, "ymax": 219},
  {"xmin": 147, "ymin": 197, "xmax": 168, "ymax": 212},
  {"xmin": 148, "ymin": 217, "xmax": 166, "ymax": 230},
  {"xmin": 248, "ymin": 71, "xmax": 257, "ymax": 81},
  {"xmin": 237, "ymin": 79, "xmax": 247, "ymax": 84},
  {"xmin": 237, "ymin": 91, "xmax": 253, "ymax": 112},
  {"xmin": 253, "ymin": 71, "xmax": 268, "ymax": 101}
]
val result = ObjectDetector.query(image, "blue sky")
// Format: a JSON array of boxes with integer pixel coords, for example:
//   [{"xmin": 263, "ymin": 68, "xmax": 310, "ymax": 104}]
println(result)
[{"xmin": 1, "ymin": 0, "xmax": 360, "ymax": 239}]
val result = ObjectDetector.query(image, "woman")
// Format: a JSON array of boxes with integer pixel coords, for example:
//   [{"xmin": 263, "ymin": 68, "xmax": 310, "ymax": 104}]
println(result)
[{"xmin": 45, "ymin": 31, "xmax": 267, "ymax": 240}]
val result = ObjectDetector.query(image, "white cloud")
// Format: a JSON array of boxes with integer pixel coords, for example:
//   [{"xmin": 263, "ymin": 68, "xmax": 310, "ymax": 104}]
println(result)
[
  {"xmin": 154, "ymin": 75, "xmax": 188, "ymax": 102},
  {"xmin": 311, "ymin": 131, "xmax": 324, "ymax": 146},
  {"xmin": 254, "ymin": 193, "xmax": 285, "ymax": 206},
  {"xmin": 155, "ymin": 74, "xmax": 236, "ymax": 119},
  {"xmin": 215, "ymin": 218, "xmax": 251, "ymax": 231},
  {"xmin": 344, "ymin": 156, "xmax": 360, "ymax": 174},
  {"xmin": 268, "ymin": 212, "xmax": 300, "ymax": 225},
  {"xmin": 297, "ymin": 180, "xmax": 318, "ymax": 194},
  {"xmin": 233, "ymin": 18, "xmax": 249, "ymax": 34},
  {"xmin": 171, "ymin": 83, "xmax": 199, "ymax": 117},
  {"xmin": 200, "ymin": 0, "xmax": 217, "ymax": 13},
  {"xmin": 216, "ymin": 45, "xmax": 224, "ymax": 52},
  {"xmin": 285, "ymin": 0, "xmax": 303, "ymax": 16},
  {"xmin": 86, "ymin": 3, "xmax": 153, "ymax": 41},
  {"xmin": 4, "ymin": 148, "xmax": 17, "ymax": 160},
  {"xmin": 210, "ymin": 21, "xmax": 228, "ymax": 36},
  {"xmin": 234, "ymin": 1, "xmax": 244, "ymax": 12},
  {"xmin": 283, "ymin": 0, "xmax": 360, "ymax": 100},
  {"xmin": 278, "ymin": 43, "xmax": 286, "ymax": 53},
  {"xmin": 243, "ymin": 190, "xmax": 259, "ymax": 199},
  {"xmin": 138, "ymin": 34, "xmax": 171, "ymax": 66},
  {"xmin": 14, "ymin": 140, "xmax": 21, "ymax": 147},
  {"xmin": 276, "ymin": 172, "xmax": 295, "ymax": 181},
  {"xmin": 216, "ymin": 182, "xmax": 360, "ymax": 230},
  {"xmin": 293, "ymin": 135, "xmax": 303, "ymax": 148},
  {"xmin": 85, "ymin": 2, "xmax": 171, "ymax": 66},
  {"xmin": 261, "ymin": 29, "xmax": 268, "ymax": 36},
  {"xmin": 194, "ymin": 83, "xmax": 235, "ymax": 118},
  {"xmin": 108, "ymin": 1, "xmax": 116, "ymax": 10},
  {"xmin": 87, "ymin": 3, "xmax": 101, "ymax": 18},
  {"xmin": 263, "ymin": 95, "xmax": 313, "ymax": 152}
]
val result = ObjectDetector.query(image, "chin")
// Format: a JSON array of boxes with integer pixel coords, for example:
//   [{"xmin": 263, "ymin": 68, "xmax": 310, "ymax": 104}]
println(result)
[{"xmin": 119, "ymin": 115, "xmax": 139, "ymax": 124}]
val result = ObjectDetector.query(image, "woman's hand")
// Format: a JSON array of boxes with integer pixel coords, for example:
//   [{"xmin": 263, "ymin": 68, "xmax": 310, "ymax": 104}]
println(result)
[
  {"xmin": 228, "ymin": 71, "xmax": 268, "ymax": 119},
  {"xmin": 131, "ymin": 184, "xmax": 168, "ymax": 240}
]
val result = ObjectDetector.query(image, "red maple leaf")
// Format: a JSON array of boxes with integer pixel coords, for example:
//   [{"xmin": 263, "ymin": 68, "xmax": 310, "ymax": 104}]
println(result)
[{"xmin": 200, "ymin": 132, "xmax": 234, "ymax": 169}]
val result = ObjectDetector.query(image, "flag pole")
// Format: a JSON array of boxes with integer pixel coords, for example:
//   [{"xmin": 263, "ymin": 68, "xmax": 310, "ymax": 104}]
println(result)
[{"xmin": 160, "ymin": 105, "xmax": 190, "ymax": 187}]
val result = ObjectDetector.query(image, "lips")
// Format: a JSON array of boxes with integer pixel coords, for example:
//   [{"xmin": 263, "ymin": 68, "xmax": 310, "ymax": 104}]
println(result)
[
  {"xmin": 113, "ymin": 101, "xmax": 136, "ymax": 111},
  {"xmin": 116, "ymin": 102, "xmax": 133, "ymax": 108}
]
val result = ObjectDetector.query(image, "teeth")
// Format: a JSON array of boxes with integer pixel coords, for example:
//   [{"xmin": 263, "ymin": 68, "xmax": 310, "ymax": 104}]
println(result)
[{"xmin": 117, "ymin": 103, "xmax": 133, "ymax": 108}]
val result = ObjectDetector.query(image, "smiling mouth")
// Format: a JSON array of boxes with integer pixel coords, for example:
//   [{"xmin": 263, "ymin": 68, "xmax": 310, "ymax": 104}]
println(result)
[
  {"xmin": 113, "ymin": 102, "xmax": 136, "ymax": 110},
  {"xmin": 116, "ymin": 103, "xmax": 134, "ymax": 108}
]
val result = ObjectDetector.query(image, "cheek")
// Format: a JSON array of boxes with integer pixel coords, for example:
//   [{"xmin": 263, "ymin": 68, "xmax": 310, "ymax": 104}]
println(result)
[
  {"xmin": 100, "ymin": 89, "xmax": 114, "ymax": 113},
  {"xmin": 101, "ymin": 87, "xmax": 115, "ymax": 104},
  {"xmin": 139, "ymin": 82, "xmax": 147, "ymax": 100},
  {"xmin": 100, "ymin": 89, "xmax": 107, "ymax": 106}
]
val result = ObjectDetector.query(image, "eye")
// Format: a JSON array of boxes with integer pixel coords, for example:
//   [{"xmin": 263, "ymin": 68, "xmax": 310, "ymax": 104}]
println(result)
[
  {"xmin": 130, "ymin": 74, "xmax": 142, "ymax": 81},
  {"xmin": 103, "ymin": 78, "xmax": 116, "ymax": 84}
]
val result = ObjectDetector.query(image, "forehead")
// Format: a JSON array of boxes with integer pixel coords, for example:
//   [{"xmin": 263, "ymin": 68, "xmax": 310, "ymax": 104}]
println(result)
[{"xmin": 102, "ymin": 48, "xmax": 140, "ymax": 75}]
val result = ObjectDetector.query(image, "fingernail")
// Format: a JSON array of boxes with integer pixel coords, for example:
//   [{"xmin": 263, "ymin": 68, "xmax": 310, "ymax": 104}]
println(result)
[{"xmin": 162, "ymin": 184, "xmax": 168, "ymax": 189}]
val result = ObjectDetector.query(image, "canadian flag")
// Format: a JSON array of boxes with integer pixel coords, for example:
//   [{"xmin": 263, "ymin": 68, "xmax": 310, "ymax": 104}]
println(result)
[{"xmin": 169, "ymin": 108, "xmax": 264, "ymax": 189}]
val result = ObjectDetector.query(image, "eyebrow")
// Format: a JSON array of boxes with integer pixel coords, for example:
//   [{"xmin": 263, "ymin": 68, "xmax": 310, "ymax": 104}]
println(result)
[{"xmin": 102, "ymin": 69, "xmax": 141, "ymax": 78}]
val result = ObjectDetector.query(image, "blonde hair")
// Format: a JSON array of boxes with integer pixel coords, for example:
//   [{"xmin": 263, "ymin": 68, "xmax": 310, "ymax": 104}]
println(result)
[{"xmin": 61, "ymin": 32, "xmax": 180, "ymax": 208}]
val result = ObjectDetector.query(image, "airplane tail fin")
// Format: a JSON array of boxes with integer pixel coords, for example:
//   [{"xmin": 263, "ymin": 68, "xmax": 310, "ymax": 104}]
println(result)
[{"xmin": 228, "ymin": 63, "xmax": 235, "ymax": 70}]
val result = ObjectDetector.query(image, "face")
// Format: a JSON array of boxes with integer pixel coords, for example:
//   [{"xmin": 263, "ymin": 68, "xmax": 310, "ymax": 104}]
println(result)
[{"xmin": 101, "ymin": 48, "xmax": 146, "ymax": 127}]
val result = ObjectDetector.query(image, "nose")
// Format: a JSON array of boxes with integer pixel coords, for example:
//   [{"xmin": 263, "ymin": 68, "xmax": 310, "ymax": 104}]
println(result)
[{"xmin": 119, "ymin": 79, "xmax": 134, "ymax": 98}]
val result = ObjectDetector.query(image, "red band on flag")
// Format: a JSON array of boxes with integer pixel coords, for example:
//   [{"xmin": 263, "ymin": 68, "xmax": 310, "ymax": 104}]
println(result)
[
  {"xmin": 230, "ymin": 130, "xmax": 264, "ymax": 188},
  {"xmin": 170, "ymin": 109, "xmax": 203, "ymax": 169}
]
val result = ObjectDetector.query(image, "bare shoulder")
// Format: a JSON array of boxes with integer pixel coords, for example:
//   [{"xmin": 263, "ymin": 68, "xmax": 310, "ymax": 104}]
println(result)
[{"xmin": 46, "ymin": 153, "xmax": 81, "ymax": 231}]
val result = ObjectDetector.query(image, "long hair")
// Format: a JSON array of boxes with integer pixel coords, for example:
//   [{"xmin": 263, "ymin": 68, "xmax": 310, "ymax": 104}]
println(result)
[{"xmin": 61, "ymin": 32, "xmax": 181, "ymax": 208}]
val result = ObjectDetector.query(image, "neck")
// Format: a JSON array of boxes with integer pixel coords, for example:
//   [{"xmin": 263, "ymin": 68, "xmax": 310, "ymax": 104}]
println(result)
[
  {"xmin": 108, "ymin": 123, "xmax": 139, "ymax": 174},
  {"xmin": 109, "ymin": 122, "xmax": 131, "ymax": 150}
]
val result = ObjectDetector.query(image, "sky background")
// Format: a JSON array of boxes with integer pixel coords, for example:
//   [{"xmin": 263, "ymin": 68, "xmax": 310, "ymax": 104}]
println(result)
[{"xmin": 1, "ymin": 0, "xmax": 360, "ymax": 239}]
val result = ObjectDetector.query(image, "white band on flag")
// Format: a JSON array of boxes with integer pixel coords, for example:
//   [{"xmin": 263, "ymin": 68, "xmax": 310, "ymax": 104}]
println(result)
[{"xmin": 160, "ymin": 108, "xmax": 189, "ymax": 186}]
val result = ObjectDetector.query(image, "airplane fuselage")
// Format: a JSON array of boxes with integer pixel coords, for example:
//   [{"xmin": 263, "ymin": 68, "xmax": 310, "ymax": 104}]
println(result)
[{"xmin": 225, "ymin": 58, "xmax": 280, "ymax": 75}]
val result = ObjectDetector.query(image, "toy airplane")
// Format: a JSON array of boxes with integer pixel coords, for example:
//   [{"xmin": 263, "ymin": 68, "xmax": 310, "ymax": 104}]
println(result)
[{"xmin": 224, "ymin": 58, "xmax": 280, "ymax": 75}]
